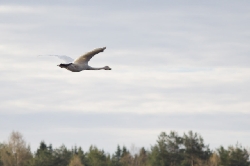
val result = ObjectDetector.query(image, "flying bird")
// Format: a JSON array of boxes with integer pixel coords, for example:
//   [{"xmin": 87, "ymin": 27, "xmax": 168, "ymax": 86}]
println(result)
[{"xmin": 43, "ymin": 47, "xmax": 111, "ymax": 72}]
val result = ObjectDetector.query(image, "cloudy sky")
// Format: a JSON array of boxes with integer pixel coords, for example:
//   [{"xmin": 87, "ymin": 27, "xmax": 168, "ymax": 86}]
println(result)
[{"xmin": 0, "ymin": 0, "xmax": 250, "ymax": 153}]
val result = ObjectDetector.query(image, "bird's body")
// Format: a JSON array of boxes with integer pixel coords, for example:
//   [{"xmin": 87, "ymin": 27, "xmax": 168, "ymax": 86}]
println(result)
[{"xmin": 57, "ymin": 47, "xmax": 111, "ymax": 72}]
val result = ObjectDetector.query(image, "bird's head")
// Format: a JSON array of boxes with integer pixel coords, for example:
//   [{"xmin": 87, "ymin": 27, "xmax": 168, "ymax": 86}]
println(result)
[
  {"xmin": 104, "ymin": 66, "xmax": 111, "ymax": 70},
  {"xmin": 57, "ymin": 64, "xmax": 65, "ymax": 68},
  {"xmin": 57, "ymin": 63, "xmax": 72, "ymax": 68}
]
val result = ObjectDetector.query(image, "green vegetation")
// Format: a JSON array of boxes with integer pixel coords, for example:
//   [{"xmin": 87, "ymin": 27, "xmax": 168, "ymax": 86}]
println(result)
[{"xmin": 0, "ymin": 131, "xmax": 249, "ymax": 166}]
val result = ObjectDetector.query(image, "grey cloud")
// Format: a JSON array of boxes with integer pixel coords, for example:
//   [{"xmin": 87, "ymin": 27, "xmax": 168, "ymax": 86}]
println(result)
[
  {"xmin": 0, "ymin": 0, "xmax": 250, "ymax": 154},
  {"xmin": 1, "ymin": 112, "xmax": 249, "ymax": 131},
  {"xmin": 1, "ymin": 2, "xmax": 250, "ymax": 68},
  {"xmin": 0, "ymin": 112, "xmax": 249, "ymax": 152},
  {"xmin": 0, "ymin": 62, "xmax": 250, "ymax": 114}
]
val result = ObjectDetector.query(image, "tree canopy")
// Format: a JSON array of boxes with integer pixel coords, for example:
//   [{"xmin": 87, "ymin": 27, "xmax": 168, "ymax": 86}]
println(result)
[{"xmin": 0, "ymin": 131, "xmax": 249, "ymax": 166}]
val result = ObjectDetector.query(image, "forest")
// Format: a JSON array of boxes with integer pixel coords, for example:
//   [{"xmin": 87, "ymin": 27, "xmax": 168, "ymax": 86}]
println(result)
[{"xmin": 0, "ymin": 131, "xmax": 249, "ymax": 166}]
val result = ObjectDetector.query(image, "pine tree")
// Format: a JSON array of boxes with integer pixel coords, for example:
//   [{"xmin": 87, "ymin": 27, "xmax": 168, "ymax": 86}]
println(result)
[{"xmin": 182, "ymin": 131, "xmax": 211, "ymax": 166}]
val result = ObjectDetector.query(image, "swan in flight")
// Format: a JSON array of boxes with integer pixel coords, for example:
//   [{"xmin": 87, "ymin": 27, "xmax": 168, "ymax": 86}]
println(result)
[
  {"xmin": 59, "ymin": 47, "xmax": 111, "ymax": 72},
  {"xmin": 42, "ymin": 47, "xmax": 111, "ymax": 72}
]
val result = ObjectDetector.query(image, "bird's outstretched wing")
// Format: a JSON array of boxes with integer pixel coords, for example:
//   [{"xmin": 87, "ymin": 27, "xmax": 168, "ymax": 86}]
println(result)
[
  {"xmin": 73, "ymin": 47, "xmax": 106, "ymax": 64},
  {"xmin": 39, "ymin": 55, "xmax": 74, "ymax": 63}
]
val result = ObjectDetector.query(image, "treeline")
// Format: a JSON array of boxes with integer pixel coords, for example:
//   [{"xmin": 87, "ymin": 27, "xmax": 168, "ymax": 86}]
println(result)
[{"xmin": 0, "ymin": 131, "xmax": 249, "ymax": 166}]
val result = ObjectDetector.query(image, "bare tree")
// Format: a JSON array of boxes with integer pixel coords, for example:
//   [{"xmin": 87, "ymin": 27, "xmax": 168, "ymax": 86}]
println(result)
[
  {"xmin": 207, "ymin": 153, "xmax": 220, "ymax": 166},
  {"xmin": 133, "ymin": 148, "xmax": 148, "ymax": 166},
  {"xmin": 0, "ymin": 131, "xmax": 32, "ymax": 166},
  {"xmin": 120, "ymin": 153, "xmax": 133, "ymax": 166},
  {"xmin": 69, "ymin": 155, "xmax": 84, "ymax": 166}
]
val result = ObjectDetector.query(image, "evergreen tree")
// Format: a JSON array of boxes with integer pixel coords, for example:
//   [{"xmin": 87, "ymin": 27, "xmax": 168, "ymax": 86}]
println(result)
[
  {"xmin": 28, "ymin": 141, "xmax": 55, "ymax": 166},
  {"xmin": 77, "ymin": 147, "xmax": 87, "ymax": 165},
  {"xmin": 0, "ymin": 143, "xmax": 3, "ymax": 166},
  {"xmin": 148, "ymin": 132, "xmax": 170, "ymax": 166},
  {"xmin": 217, "ymin": 146, "xmax": 229, "ymax": 165},
  {"xmin": 53, "ymin": 145, "xmax": 72, "ymax": 166},
  {"xmin": 86, "ymin": 145, "xmax": 107, "ymax": 166},
  {"xmin": 112, "ymin": 145, "xmax": 122, "ymax": 166},
  {"xmin": 182, "ymin": 131, "xmax": 211, "ymax": 166},
  {"xmin": 157, "ymin": 132, "xmax": 170, "ymax": 166},
  {"xmin": 165, "ymin": 131, "xmax": 184, "ymax": 166},
  {"xmin": 121, "ymin": 146, "xmax": 129, "ymax": 158},
  {"xmin": 119, "ymin": 146, "xmax": 132, "ymax": 166},
  {"xmin": 228, "ymin": 144, "xmax": 250, "ymax": 166},
  {"xmin": 115, "ymin": 145, "xmax": 122, "ymax": 162},
  {"xmin": 218, "ymin": 144, "xmax": 250, "ymax": 166},
  {"xmin": 148, "ymin": 131, "xmax": 185, "ymax": 166},
  {"xmin": 1, "ymin": 130, "xmax": 249, "ymax": 166}
]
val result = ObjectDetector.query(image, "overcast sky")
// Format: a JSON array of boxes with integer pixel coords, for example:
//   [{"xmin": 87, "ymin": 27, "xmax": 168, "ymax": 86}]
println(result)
[{"xmin": 0, "ymin": 0, "xmax": 250, "ymax": 153}]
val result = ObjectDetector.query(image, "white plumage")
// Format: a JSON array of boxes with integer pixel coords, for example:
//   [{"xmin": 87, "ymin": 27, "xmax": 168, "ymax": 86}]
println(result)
[{"xmin": 55, "ymin": 47, "xmax": 111, "ymax": 72}]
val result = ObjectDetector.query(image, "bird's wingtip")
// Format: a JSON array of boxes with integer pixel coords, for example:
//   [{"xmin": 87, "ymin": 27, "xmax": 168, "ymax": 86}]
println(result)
[{"xmin": 100, "ymin": 47, "xmax": 106, "ymax": 52}]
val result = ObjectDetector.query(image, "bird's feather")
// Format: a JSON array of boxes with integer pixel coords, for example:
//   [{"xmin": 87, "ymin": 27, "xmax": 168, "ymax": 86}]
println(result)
[
  {"xmin": 73, "ymin": 47, "xmax": 106, "ymax": 64},
  {"xmin": 39, "ymin": 55, "xmax": 74, "ymax": 63}
]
